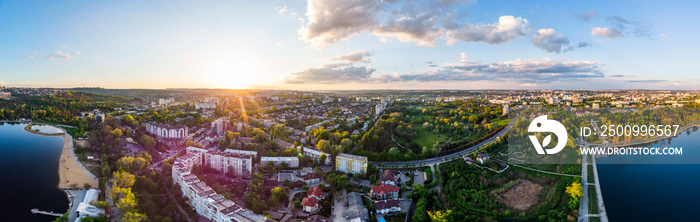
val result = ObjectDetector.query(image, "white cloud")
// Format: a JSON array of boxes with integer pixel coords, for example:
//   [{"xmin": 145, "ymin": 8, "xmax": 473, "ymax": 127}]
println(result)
[
  {"xmin": 660, "ymin": 33, "xmax": 670, "ymax": 40},
  {"xmin": 531, "ymin": 28, "xmax": 570, "ymax": 53},
  {"xmin": 333, "ymin": 50, "xmax": 373, "ymax": 63},
  {"xmin": 459, "ymin": 52, "xmax": 468, "ymax": 62},
  {"xmin": 445, "ymin": 16, "xmax": 530, "ymax": 45},
  {"xmin": 285, "ymin": 63, "xmax": 376, "ymax": 84},
  {"xmin": 298, "ymin": 0, "xmax": 526, "ymax": 49},
  {"xmin": 277, "ymin": 6, "xmax": 288, "ymax": 15},
  {"xmin": 76, "ymin": 51, "xmax": 81, "ymax": 55},
  {"xmin": 299, "ymin": 0, "xmax": 385, "ymax": 49},
  {"xmin": 591, "ymin": 27, "xmax": 623, "ymax": 38},
  {"xmin": 46, "ymin": 51, "xmax": 73, "ymax": 59},
  {"xmin": 376, "ymin": 58, "xmax": 603, "ymax": 83},
  {"xmin": 24, "ymin": 55, "xmax": 35, "ymax": 59}
]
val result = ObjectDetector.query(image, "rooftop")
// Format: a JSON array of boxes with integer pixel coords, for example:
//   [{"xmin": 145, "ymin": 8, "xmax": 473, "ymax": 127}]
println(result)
[{"xmin": 336, "ymin": 153, "xmax": 368, "ymax": 162}]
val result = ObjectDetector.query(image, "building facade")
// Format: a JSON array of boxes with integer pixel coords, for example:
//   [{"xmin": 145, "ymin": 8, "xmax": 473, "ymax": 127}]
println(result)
[
  {"xmin": 172, "ymin": 147, "xmax": 273, "ymax": 222},
  {"xmin": 261, "ymin": 157, "xmax": 299, "ymax": 168},
  {"xmin": 211, "ymin": 117, "xmax": 230, "ymax": 135},
  {"xmin": 146, "ymin": 122, "xmax": 188, "ymax": 139},
  {"xmin": 335, "ymin": 153, "xmax": 367, "ymax": 175},
  {"xmin": 204, "ymin": 151, "xmax": 253, "ymax": 178}
]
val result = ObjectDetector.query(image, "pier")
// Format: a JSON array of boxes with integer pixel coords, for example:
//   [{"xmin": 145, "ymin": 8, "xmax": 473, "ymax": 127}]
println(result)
[{"xmin": 31, "ymin": 208, "xmax": 63, "ymax": 217}]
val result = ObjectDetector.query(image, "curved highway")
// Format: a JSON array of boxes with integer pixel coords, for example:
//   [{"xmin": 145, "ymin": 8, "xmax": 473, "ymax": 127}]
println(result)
[{"xmin": 372, "ymin": 115, "xmax": 518, "ymax": 167}]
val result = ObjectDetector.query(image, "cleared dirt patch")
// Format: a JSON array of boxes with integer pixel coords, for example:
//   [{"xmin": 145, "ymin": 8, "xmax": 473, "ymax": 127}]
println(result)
[{"xmin": 497, "ymin": 180, "xmax": 543, "ymax": 211}]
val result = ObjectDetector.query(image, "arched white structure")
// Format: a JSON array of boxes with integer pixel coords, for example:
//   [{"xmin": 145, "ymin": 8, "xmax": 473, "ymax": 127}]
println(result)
[{"xmin": 146, "ymin": 122, "xmax": 188, "ymax": 139}]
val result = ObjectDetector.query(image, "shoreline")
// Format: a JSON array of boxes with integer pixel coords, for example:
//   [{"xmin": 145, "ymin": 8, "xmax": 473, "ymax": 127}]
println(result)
[{"xmin": 22, "ymin": 123, "xmax": 98, "ymax": 189}]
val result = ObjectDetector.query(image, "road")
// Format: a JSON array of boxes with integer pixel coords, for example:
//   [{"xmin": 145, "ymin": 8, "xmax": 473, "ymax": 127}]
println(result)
[{"xmin": 372, "ymin": 115, "xmax": 517, "ymax": 167}]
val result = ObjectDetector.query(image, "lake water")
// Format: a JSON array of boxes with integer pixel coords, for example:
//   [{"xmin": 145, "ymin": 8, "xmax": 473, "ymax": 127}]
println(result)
[
  {"xmin": 0, "ymin": 123, "xmax": 68, "ymax": 221},
  {"xmin": 597, "ymin": 128, "xmax": 700, "ymax": 221}
]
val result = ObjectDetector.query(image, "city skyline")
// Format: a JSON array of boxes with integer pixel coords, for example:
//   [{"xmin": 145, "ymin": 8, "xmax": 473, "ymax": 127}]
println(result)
[{"xmin": 1, "ymin": 0, "xmax": 699, "ymax": 90}]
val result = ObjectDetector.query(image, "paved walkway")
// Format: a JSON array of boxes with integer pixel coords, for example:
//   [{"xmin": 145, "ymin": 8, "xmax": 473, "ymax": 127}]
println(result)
[
  {"xmin": 65, "ymin": 189, "xmax": 86, "ymax": 222},
  {"xmin": 591, "ymin": 156, "xmax": 609, "ymax": 222},
  {"xmin": 579, "ymin": 155, "xmax": 589, "ymax": 222}
]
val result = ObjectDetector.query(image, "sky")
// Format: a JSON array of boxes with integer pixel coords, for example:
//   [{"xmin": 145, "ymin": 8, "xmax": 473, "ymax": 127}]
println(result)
[{"xmin": 1, "ymin": 0, "xmax": 699, "ymax": 90}]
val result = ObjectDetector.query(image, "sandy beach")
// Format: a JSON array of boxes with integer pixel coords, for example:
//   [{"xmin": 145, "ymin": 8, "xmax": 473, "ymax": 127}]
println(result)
[{"xmin": 57, "ymin": 134, "xmax": 98, "ymax": 189}]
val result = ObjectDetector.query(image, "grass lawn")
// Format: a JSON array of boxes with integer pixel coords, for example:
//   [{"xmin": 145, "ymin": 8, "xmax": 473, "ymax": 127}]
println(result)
[
  {"xmin": 588, "ymin": 165, "xmax": 594, "ymax": 182},
  {"xmin": 588, "ymin": 185, "xmax": 598, "ymax": 214},
  {"xmin": 411, "ymin": 123, "xmax": 448, "ymax": 148}
]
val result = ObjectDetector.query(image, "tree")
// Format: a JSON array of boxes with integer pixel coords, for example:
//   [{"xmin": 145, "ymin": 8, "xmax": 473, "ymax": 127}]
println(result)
[
  {"xmin": 122, "ymin": 115, "xmax": 135, "ymax": 125},
  {"xmin": 428, "ymin": 210, "xmax": 452, "ymax": 222},
  {"xmin": 121, "ymin": 211, "xmax": 146, "ymax": 222},
  {"xmin": 140, "ymin": 135, "xmax": 156, "ymax": 151},
  {"xmin": 319, "ymin": 153, "xmax": 327, "ymax": 165},
  {"xmin": 225, "ymin": 131, "xmax": 234, "ymax": 143},
  {"xmin": 113, "ymin": 171, "xmax": 136, "ymax": 188},
  {"xmin": 566, "ymin": 181, "xmax": 583, "ymax": 210},
  {"xmin": 116, "ymin": 188, "xmax": 138, "ymax": 212},
  {"xmin": 219, "ymin": 139, "xmax": 227, "ymax": 151},
  {"xmin": 83, "ymin": 183, "xmax": 92, "ymax": 190},
  {"xmin": 317, "ymin": 140, "xmax": 331, "ymax": 153},
  {"xmin": 96, "ymin": 201, "xmax": 109, "ymax": 209}
]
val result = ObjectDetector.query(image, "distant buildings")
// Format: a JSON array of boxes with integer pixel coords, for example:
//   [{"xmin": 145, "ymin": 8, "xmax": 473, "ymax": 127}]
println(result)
[
  {"xmin": 335, "ymin": 153, "xmax": 367, "ymax": 175},
  {"xmin": 158, "ymin": 98, "xmax": 175, "ymax": 105},
  {"xmin": 261, "ymin": 157, "xmax": 299, "ymax": 168}
]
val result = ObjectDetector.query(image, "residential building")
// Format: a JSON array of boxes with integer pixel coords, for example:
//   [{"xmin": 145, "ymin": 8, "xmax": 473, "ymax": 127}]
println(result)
[
  {"xmin": 374, "ymin": 199, "xmax": 401, "ymax": 214},
  {"xmin": 371, "ymin": 184, "xmax": 399, "ymax": 200},
  {"xmin": 335, "ymin": 153, "xmax": 367, "ymax": 175},
  {"xmin": 477, "ymin": 153, "xmax": 490, "ymax": 164},
  {"xmin": 304, "ymin": 173, "xmax": 320, "ymax": 184},
  {"xmin": 379, "ymin": 170, "xmax": 398, "ymax": 186},
  {"xmin": 146, "ymin": 122, "xmax": 188, "ymax": 139},
  {"xmin": 297, "ymin": 146, "xmax": 331, "ymax": 165},
  {"xmin": 204, "ymin": 151, "xmax": 253, "ymax": 178},
  {"xmin": 261, "ymin": 156, "xmax": 299, "ymax": 168},
  {"xmin": 211, "ymin": 117, "xmax": 230, "ymax": 134},
  {"xmin": 343, "ymin": 192, "xmax": 369, "ymax": 221},
  {"xmin": 302, "ymin": 198, "xmax": 319, "ymax": 212},
  {"xmin": 306, "ymin": 186, "xmax": 324, "ymax": 200}
]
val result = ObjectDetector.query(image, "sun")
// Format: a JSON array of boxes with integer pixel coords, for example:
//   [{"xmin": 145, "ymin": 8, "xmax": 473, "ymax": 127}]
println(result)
[{"xmin": 207, "ymin": 54, "xmax": 259, "ymax": 89}]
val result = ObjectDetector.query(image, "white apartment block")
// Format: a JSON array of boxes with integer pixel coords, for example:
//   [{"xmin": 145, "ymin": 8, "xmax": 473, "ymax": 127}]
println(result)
[
  {"xmin": 172, "ymin": 148, "xmax": 273, "ymax": 222},
  {"xmin": 224, "ymin": 149, "xmax": 258, "ymax": 157},
  {"xmin": 204, "ymin": 151, "xmax": 253, "ymax": 178},
  {"xmin": 297, "ymin": 146, "xmax": 331, "ymax": 165},
  {"xmin": 261, "ymin": 156, "xmax": 299, "ymax": 168},
  {"xmin": 335, "ymin": 153, "xmax": 368, "ymax": 175}
]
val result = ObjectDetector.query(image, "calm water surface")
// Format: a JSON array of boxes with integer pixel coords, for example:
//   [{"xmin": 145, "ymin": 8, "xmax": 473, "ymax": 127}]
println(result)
[
  {"xmin": 597, "ymin": 128, "xmax": 700, "ymax": 221},
  {"xmin": 0, "ymin": 123, "xmax": 68, "ymax": 221}
]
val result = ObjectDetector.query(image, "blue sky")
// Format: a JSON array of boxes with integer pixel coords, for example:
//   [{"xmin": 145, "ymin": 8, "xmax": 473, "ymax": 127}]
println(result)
[{"xmin": 1, "ymin": 0, "xmax": 698, "ymax": 90}]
